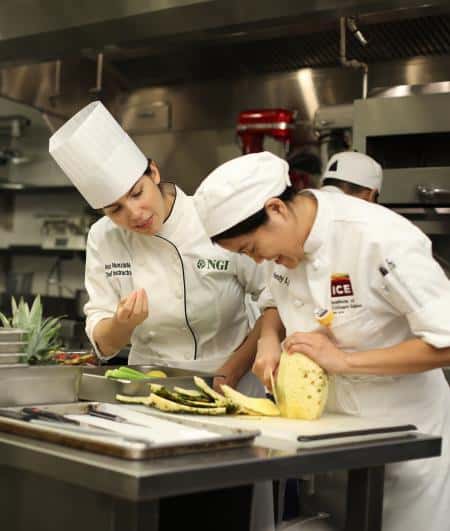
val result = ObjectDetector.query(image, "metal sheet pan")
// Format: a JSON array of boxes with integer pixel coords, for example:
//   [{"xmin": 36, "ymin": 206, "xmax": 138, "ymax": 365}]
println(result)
[
  {"xmin": 0, "ymin": 329, "xmax": 25, "ymax": 342},
  {"xmin": 0, "ymin": 341, "xmax": 26, "ymax": 354},
  {"xmin": 0, "ymin": 366, "xmax": 81, "ymax": 406},
  {"xmin": 79, "ymin": 364, "xmax": 216, "ymax": 402},
  {"xmin": 0, "ymin": 353, "xmax": 25, "ymax": 365},
  {"xmin": 0, "ymin": 402, "xmax": 259, "ymax": 460}
]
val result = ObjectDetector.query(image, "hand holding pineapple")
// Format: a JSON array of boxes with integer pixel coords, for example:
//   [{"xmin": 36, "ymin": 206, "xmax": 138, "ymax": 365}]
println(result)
[
  {"xmin": 113, "ymin": 288, "xmax": 149, "ymax": 331},
  {"xmin": 252, "ymin": 331, "xmax": 333, "ymax": 420},
  {"xmin": 283, "ymin": 331, "xmax": 350, "ymax": 374}
]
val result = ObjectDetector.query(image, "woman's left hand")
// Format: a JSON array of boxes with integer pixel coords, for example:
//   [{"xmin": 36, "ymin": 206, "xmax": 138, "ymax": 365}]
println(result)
[
  {"xmin": 213, "ymin": 364, "xmax": 242, "ymax": 392},
  {"xmin": 283, "ymin": 331, "xmax": 350, "ymax": 374}
]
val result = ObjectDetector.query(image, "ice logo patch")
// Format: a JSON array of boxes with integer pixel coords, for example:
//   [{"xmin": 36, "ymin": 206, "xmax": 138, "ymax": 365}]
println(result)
[{"xmin": 331, "ymin": 273, "xmax": 353, "ymax": 297}]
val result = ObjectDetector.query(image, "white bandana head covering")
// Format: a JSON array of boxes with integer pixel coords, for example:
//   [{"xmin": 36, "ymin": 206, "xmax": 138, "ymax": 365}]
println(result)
[
  {"xmin": 194, "ymin": 151, "xmax": 291, "ymax": 238},
  {"xmin": 322, "ymin": 151, "xmax": 383, "ymax": 191},
  {"xmin": 49, "ymin": 101, "xmax": 147, "ymax": 209}
]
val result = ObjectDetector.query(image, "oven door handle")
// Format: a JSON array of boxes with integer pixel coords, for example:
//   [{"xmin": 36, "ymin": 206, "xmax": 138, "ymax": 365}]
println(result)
[{"xmin": 416, "ymin": 185, "xmax": 450, "ymax": 201}]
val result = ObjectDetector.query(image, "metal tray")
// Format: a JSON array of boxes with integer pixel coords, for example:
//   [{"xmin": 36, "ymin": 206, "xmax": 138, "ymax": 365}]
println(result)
[
  {"xmin": 79, "ymin": 364, "xmax": 216, "ymax": 402},
  {"xmin": 0, "ymin": 402, "xmax": 259, "ymax": 460},
  {"xmin": 0, "ymin": 329, "xmax": 25, "ymax": 342},
  {"xmin": 0, "ymin": 366, "xmax": 82, "ymax": 406},
  {"xmin": 0, "ymin": 341, "xmax": 26, "ymax": 354},
  {"xmin": 0, "ymin": 353, "xmax": 26, "ymax": 365}
]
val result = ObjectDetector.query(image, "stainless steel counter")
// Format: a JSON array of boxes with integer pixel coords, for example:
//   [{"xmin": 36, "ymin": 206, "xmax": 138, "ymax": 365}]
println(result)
[{"xmin": 0, "ymin": 426, "xmax": 441, "ymax": 531}]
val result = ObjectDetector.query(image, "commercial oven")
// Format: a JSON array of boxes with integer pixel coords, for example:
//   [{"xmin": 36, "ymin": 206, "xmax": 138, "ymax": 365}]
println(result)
[{"xmin": 353, "ymin": 92, "xmax": 450, "ymax": 206}]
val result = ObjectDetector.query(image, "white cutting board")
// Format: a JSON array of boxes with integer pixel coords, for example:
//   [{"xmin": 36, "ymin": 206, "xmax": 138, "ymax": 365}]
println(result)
[{"xmin": 119, "ymin": 406, "xmax": 416, "ymax": 449}]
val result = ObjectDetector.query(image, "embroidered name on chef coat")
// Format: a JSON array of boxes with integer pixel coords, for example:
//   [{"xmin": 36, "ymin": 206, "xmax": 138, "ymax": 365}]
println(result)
[
  {"xmin": 105, "ymin": 261, "xmax": 132, "ymax": 278},
  {"xmin": 196, "ymin": 259, "xmax": 230, "ymax": 271},
  {"xmin": 273, "ymin": 272, "xmax": 290, "ymax": 286}
]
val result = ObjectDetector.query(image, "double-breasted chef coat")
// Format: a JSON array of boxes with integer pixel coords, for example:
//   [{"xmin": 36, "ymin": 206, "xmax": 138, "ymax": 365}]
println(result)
[
  {"xmin": 265, "ymin": 189, "xmax": 450, "ymax": 531},
  {"xmin": 85, "ymin": 186, "xmax": 265, "ymax": 380},
  {"xmin": 84, "ymin": 185, "xmax": 275, "ymax": 531}
]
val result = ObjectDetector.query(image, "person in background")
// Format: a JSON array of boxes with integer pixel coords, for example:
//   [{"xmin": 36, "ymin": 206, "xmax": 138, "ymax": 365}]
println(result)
[
  {"xmin": 193, "ymin": 151, "xmax": 450, "ymax": 531},
  {"xmin": 320, "ymin": 150, "xmax": 382, "ymax": 202}
]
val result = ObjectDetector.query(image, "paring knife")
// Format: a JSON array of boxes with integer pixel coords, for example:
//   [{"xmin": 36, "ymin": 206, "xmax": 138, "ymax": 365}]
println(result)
[{"xmin": 87, "ymin": 405, "xmax": 148, "ymax": 427}]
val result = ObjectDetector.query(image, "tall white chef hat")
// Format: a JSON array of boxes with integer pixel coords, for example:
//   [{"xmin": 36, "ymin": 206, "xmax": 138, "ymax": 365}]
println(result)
[
  {"xmin": 49, "ymin": 101, "xmax": 148, "ymax": 209},
  {"xmin": 194, "ymin": 151, "xmax": 291, "ymax": 238},
  {"xmin": 322, "ymin": 151, "xmax": 383, "ymax": 191}
]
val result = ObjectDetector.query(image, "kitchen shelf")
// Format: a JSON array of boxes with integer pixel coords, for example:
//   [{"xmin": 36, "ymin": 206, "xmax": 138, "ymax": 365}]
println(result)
[
  {"xmin": 0, "ymin": 246, "xmax": 85, "ymax": 257},
  {"xmin": 0, "ymin": 183, "xmax": 77, "ymax": 193}
]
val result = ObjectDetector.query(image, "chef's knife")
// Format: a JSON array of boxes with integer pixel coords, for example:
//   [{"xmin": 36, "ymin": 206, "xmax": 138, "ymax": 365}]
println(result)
[
  {"xmin": 269, "ymin": 372, "xmax": 279, "ymax": 407},
  {"xmin": 21, "ymin": 407, "xmax": 79, "ymax": 425}
]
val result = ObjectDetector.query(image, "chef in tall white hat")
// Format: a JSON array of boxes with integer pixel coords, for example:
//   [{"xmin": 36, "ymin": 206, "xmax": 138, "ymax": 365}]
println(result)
[
  {"xmin": 50, "ymin": 101, "xmax": 276, "ymax": 531},
  {"xmin": 194, "ymin": 151, "xmax": 450, "ymax": 531},
  {"xmin": 320, "ymin": 151, "xmax": 383, "ymax": 202}
]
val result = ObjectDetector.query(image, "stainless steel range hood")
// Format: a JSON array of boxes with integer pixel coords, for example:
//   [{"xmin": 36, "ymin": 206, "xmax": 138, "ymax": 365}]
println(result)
[
  {"xmin": 1, "ymin": 0, "xmax": 445, "ymax": 67},
  {"xmin": 1, "ymin": 0, "xmax": 450, "ymax": 118}
]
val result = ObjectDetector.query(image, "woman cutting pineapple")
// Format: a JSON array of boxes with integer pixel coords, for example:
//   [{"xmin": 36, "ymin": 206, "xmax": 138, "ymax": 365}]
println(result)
[{"xmin": 193, "ymin": 151, "xmax": 450, "ymax": 531}]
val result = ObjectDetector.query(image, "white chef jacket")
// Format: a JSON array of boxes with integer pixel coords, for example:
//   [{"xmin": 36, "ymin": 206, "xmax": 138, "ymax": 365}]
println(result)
[
  {"xmin": 84, "ymin": 186, "xmax": 266, "ymax": 373},
  {"xmin": 84, "ymin": 185, "xmax": 274, "ymax": 531},
  {"xmin": 265, "ymin": 189, "xmax": 450, "ymax": 531}
]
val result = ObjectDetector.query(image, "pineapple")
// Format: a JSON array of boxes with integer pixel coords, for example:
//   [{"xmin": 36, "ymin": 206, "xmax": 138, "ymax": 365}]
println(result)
[
  {"xmin": 0, "ymin": 295, "xmax": 63, "ymax": 364},
  {"xmin": 275, "ymin": 352, "xmax": 329, "ymax": 420}
]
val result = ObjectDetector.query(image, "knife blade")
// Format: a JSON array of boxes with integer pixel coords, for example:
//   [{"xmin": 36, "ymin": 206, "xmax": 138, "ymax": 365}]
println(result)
[
  {"xmin": 87, "ymin": 405, "xmax": 145, "ymax": 427},
  {"xmin": 270, "ymin": 372, "xmax": 279, "ymax": 407}
]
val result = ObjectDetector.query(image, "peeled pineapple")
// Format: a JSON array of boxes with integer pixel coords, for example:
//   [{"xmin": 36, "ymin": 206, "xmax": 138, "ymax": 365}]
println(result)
[{"xmin": 275, "ymin": 352, "xmax": 328, "ymax": 420}]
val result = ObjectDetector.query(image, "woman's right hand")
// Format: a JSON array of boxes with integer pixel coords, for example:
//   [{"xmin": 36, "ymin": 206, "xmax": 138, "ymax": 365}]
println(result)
[
  {"xmin": 252, "ymin": 335, "xmax": 282, "ymax": 390},
  {"xmin": 113, "ymin": 288, "xmax": 149, "ymax": 331}
]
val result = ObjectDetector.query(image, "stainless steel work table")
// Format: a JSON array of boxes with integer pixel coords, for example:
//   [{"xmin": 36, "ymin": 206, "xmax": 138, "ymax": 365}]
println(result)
[{"xmin": 0, "ymin": 430, "xmax": 441, "ymax": 531}]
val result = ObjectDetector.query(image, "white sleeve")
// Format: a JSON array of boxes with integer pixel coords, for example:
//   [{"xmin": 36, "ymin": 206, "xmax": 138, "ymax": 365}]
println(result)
[
  {"xmin": 257, "ymin": 286, "xmax": 278, "ymax": 312},
  {"xmin": 84, "ymin": 230, "xmax": 121, "ymax": 360},
  {"xmin": 234, "ymin": 254, "xmax": 267, "ymax": 299},
  {"xmin": 375, "ymin": 233, "xmax": 450, "ymax": 349}
]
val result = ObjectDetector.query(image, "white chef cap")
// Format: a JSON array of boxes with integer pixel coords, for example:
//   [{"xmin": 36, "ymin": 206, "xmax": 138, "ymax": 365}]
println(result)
[
  {"xmin": 49, "ymin": 101, "xmax": 147, "ymax": 209},
  {"xmin": 194, "ymin": 151, "xmax": 291, "ymax": 238},
  {"xmin": 322, "ymin": 151, "xmax": 383, "ymax": 191}
]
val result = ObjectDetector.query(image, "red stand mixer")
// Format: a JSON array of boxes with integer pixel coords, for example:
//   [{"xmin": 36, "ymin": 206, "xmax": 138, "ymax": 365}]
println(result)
[
  {"xmin": 236, "ymin": 108, "xmax": 310, "ymax": 189},
  {"xmin": 236, "ymin": 109, "xmax": 295, "ymax": 155}
]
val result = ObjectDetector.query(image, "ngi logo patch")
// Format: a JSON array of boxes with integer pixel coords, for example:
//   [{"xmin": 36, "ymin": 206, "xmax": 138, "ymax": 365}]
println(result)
[
  {"xmin": 331, "ymin": 273, "xmax": 353, "ymax": 297},
  {"xmin": 197, "ymin": 259, "xmax": 230, "ymax": 271}
]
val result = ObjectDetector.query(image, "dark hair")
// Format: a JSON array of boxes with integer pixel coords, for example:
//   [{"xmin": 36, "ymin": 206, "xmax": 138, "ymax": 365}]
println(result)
[
  {"xmin": 144, "ymin": 158, "xmax": 153, "ymax": 175},
  {"xmin": 322, "ymin": 178, "xmax": 370, "ymax": 194},
  {"xmin": 211, "ymin": 186, "xmax": 297, "ymax": 242}
]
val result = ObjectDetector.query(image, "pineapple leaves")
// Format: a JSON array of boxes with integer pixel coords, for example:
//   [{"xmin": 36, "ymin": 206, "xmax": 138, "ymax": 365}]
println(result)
[
  {"xmin": 1, "ymin": 295, "xmax": 63, "ymax": 364},
  {"xmin": 0, "ymin": 312, "xmax": 11, "ymax": 328}
]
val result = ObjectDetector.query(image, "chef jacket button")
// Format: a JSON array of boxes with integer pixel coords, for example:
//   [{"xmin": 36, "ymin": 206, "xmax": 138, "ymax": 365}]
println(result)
[
  {"xmin": 294, "ymin": 299, "xmax": 303, "ymax": 308},
  {"xmin": 148, "ymin": 330, "xmax": 156, "ymax": 338},
  {"xmin": 312, "ymin": 259, "xmax": 321, "ymax": 271},
  {"xmin": 184, "ymin": 353, "xmax": 191, "ymax": 360},
  {"xmin": 175, "ymin": 290, "xmax": 183, "ymax": 299},
  {"xmin": 181, "ymin": 326, "xmax": 188, "ymax": 331}
]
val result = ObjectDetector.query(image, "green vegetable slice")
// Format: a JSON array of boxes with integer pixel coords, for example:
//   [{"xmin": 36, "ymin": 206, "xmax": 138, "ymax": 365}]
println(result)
[{"xmin": 148, "ymin": 393, "xmax": 227, "ymax": 415}]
